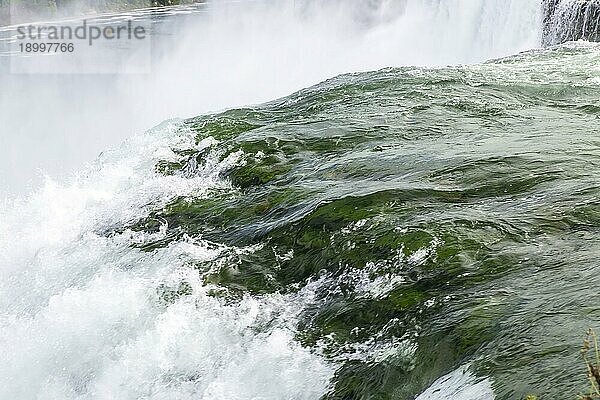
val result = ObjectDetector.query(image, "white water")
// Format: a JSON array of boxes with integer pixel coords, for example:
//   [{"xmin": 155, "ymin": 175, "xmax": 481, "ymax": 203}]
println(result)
[
  {"xmin": 416, "ymin": 365, "xmax": 494, "ymax": 400},
  {"xmin": 0, "ymin": 122, "xmax": 335, "ymax": 399},
  {"xmin": 0, "ymin": 1, "xmax": 545, "ymax": 398}
]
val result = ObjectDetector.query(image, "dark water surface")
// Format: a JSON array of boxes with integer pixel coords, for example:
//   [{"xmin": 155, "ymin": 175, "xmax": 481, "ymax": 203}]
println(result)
[{"xmin": 126, "ymin": 44, "xmax": 600, "ymax": 399}]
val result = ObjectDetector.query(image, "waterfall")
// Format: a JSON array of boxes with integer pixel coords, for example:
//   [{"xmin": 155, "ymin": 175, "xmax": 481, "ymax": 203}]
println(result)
[{"xmin": 543, "ymin": 0, "xmax": 600, "ymax": 45}]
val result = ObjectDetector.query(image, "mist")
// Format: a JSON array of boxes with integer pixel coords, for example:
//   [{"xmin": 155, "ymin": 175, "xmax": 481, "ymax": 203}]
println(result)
[{"xmin": 0, "ymin": 0, "xmax": 542, "ymax": 197}]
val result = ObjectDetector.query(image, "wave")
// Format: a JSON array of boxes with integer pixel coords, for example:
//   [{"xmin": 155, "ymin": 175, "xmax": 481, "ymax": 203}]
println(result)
[{"xmin": 2, "ymin": 43, "xmax": 600, "ymax": 399}]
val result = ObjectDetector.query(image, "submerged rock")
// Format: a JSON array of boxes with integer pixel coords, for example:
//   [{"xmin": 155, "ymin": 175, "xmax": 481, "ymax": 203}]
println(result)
[{"xmin": 543, "ymin": 0, "xmax": 600, "ymax": 45}]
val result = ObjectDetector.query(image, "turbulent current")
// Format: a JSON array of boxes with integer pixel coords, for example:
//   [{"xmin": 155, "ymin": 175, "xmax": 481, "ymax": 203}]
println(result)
[{"xmin": 1, "ymin": 1, "xmax": 600, "ymax": 400}]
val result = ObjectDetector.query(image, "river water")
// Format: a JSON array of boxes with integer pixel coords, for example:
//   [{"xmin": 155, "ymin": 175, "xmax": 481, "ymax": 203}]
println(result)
[{"xmin": 0, "ymin": 1, "xmax": 599, "ymax": 399}]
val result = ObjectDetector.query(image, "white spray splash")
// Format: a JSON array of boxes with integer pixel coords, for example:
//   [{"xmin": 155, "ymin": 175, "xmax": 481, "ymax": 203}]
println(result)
[{"xmin": 0, "ymin": 122, "xmax": 335, "ymax": 399}]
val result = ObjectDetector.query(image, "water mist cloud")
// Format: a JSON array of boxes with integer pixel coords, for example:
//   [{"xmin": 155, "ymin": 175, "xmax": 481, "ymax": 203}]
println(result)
[{"xmin": 0, "ymin": 0, "xmax": 542, "ymax": 197}]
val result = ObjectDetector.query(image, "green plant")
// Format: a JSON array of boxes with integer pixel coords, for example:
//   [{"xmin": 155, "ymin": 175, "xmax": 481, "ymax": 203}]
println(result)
[{"xmin": 580, "ymin": 329, "xmax": 600, "ymax": 400}]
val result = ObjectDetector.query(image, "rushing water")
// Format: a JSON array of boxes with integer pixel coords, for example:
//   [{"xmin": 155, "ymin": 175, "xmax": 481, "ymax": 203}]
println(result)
[{"xmin": 1, "ymin": 1, "xmax": 600, "ymax": 400}]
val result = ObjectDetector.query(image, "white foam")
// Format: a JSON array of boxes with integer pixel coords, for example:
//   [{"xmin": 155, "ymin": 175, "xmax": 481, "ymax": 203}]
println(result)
[
  {"xmin": 0, "ymin": 123, "xmax": 334, "ymax": 399},
  {"xmin": 416, "ymin": 365, "xmax": 495, "ymax": 400}
]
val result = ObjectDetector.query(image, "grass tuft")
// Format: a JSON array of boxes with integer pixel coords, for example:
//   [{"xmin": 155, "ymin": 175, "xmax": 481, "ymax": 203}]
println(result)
[{"xmin": 580, "ymin": 329, "xmax": 600, "ymax": 400}]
